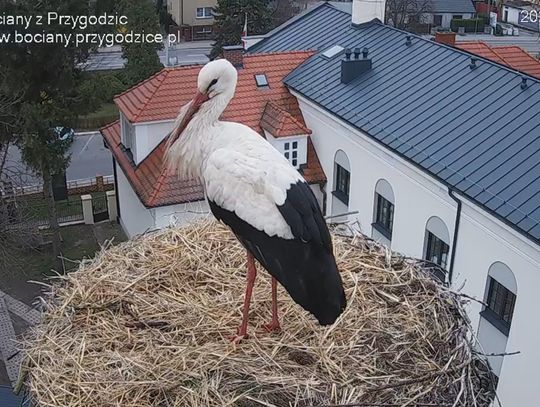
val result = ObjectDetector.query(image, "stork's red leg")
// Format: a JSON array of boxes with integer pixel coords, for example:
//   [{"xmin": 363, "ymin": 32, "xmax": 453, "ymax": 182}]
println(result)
[
  {"xmin": 264, "ymin": 277, "xmax": 281, "ymax": 332},
  {"xmin": 231, "ymin": 251, "xmax": 257, "ymax": 343}
]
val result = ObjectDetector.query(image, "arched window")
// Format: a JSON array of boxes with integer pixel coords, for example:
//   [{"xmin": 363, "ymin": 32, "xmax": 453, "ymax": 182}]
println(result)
[
  {"xmin": 333, "ymin": 150, "xmax": 350, "ymax": 205},
  {"xmin": 423, "ymin": 216, "xmax": 450, "ymax": 268},
  {"xmin": 481, "ymin": 262, "xmax": 517, "ymax": 336},
  {"xmin": 372, "ymin": 179, "xmax": 395, "ymax": 241}
]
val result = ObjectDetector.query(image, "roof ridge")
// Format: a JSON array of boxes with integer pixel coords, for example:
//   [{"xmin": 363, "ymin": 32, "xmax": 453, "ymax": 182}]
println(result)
[
  {"xmin": 147, "ymin": 166, "xmax": 168, "ymax": 206},
  {"xmin": 264, "ymin": 101, "xmax": 311, "ymax": 135},
  {"xmin": 271, "ymin": 101, "xmax": 311, "ymax": 134},
  {"xmin": 132, "ymin": 70, "xmax": 171, "ymax": 122},
  {"xmin": 114, "ymin": 68, "xmax": 168, "ymax": 101},
  {"xmin": 376, "ymin": 22, "xmax": 540, "ymax": 83}
]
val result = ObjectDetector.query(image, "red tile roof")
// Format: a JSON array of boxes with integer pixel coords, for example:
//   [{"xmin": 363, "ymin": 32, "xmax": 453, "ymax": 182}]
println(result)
[
  {"xmin": 114, "ymin": 51, "xmax": 315, "ymax": 129},
  {"xmin": 101, "ymin": 121, "xmax": 204, "ymax": 207},
  {"xmin": 491, "ymin": 46, "xmax": 540, "ymax": 79},
  {"xmin": 457, "ymin": 41, "xmax": 507, "ymax": 65},
  {"xmin": 104, "ymin": 51, "xmax": 327, "ymax": 208},
  {"xmin": 457, "ymin": 41, "xmax": 540, "ymax": 79},
  {"xmin": 260, "ymin": 102, "xmax": 312, "ymax": 137}
]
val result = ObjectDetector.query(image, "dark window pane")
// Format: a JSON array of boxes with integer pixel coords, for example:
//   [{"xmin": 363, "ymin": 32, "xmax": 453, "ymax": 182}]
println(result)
[
  {"xmin": 335, "ymin": 164, "xmax": 350, "ymax": 201},
  {"xmin": 425, "ymin": 231, "xmax": 449, "ymax": 268},
  {"xmin": 292, "ymin": 159, "xmax": 297, "ymax": 167},
  {"xmin": 285, "ymin": 152, "xmax": 289, "ymax": 159},
  {"xmin": 293, "ymin": 141, "xmax": 298, "ymax": 148},
  {"xmin": 292, "ymin": 151, "xmax": 297, "ymax": 158},
  {"xmin": 284, "ymin": 142, "xmax": 289, "ymax": 150},
  {"xmin": 486, "ymin": 277, "xmax": 516, "ymax": 328},
  {"xmin": 375, "ymin": 193, "xmax": 394, "ymax": 238}
]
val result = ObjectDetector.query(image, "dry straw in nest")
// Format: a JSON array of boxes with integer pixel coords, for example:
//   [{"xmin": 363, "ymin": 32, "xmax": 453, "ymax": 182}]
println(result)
[{"xmin": 22, "ymin": 220, "xmax": 495, "ymax": 406}]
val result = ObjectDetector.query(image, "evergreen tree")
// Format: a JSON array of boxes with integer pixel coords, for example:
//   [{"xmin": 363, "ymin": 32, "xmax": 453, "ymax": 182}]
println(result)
[
  {"xmin": 210, "ymin": 0, "xmax": 271, "ymax": 59},
  {"xmin": 1, "ymin": 0, "xmax": 92, "ymax": 270},
  {"xmin": 120, "ymin": 0, "xmax": 164, "ymax": 86}
]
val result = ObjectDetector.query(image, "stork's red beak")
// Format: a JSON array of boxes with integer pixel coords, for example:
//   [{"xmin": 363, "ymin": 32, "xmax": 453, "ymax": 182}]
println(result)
[{"xmin": 169, "ymin": 91, "xmax": 210, "ymax": 145}]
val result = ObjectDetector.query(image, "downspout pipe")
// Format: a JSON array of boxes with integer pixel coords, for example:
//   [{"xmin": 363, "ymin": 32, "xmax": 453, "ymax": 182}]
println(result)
[{"xmin": 447, "ymin": 187, "xmax": 462, "ymax": 285}]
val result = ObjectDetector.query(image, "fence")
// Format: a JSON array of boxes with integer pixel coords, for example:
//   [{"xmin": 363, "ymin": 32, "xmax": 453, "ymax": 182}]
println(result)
[
  {"xmin": 3, "ymin": 189, "xmax": 118, "ymax": 230},
  {"xmin": 1, "ymin": 175, "xmax": 114, "ymax": 199}
]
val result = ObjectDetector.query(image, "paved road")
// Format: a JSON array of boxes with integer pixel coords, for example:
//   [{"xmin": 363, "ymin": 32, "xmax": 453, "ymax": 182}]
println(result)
[
  {"xmin": 66, "ymin": 132, "xmax": 113, "ymax": 180},
  {"xmin": 3, "ymin": 132, "xmax": 113, "ymax": 188},
  {"xmin": 83, "ymin": 42, "xmax": 211, "ymax": 71}
]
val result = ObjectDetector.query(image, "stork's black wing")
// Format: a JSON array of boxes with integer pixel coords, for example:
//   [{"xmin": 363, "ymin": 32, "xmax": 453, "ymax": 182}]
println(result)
[
  {"xmin": 209, "ymin": 180, "xmax": 346, "ymax": 325},
  {"xmin": 276, "ymin": 180, "xmax": 332, "ymax": 250}
]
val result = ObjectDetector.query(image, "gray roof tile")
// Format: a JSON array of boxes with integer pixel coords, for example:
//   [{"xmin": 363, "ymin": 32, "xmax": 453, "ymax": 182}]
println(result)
[{"xmin": 250, "ymin": 3, "xmax": 540, "ymax": 244}]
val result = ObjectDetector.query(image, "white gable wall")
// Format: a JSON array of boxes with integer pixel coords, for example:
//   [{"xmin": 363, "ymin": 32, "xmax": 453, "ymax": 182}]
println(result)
[
  {"xmin": 295, "ymin": 92, "xmax": 540, "ymax": 407},
  {"xmin": 116, "ymin": 163, "xmax": 155, "ymax": 238},
  {"xmin": 133, "ymin": 120, "xmax": 175, "ymax": 164}
]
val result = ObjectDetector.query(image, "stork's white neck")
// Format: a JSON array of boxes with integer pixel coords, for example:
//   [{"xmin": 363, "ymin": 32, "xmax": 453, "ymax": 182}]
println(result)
[{"xmin": 167, "ymin": 91, "xmax": 233, "ymax": 180}]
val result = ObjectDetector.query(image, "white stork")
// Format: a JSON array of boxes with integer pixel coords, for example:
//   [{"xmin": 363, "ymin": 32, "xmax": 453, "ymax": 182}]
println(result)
[{"xmin": 165, "ymin": 59, "xmax": 346, "ymax": 342}]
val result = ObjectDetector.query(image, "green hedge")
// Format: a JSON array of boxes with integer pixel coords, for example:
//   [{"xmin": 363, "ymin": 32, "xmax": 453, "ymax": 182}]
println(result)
[{"xmin": 450, "ymin": 18, "xmax": 485, "ymax": 33}]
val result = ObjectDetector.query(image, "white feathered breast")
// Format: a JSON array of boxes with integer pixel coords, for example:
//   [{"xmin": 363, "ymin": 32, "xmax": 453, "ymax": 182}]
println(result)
[{"xmin": 203, "ymin": 122, "xmax": 303, "ymax": 239}]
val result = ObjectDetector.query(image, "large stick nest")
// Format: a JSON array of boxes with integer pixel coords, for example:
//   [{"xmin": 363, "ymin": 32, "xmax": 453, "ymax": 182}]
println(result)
[{"xmin": 23, "ymin": 221, "xmax": 495, "ymax": 406}]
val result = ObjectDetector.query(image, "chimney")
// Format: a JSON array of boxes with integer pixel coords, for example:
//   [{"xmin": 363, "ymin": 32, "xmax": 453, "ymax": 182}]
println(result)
[
  {"xmin": 352, "ymin": 0, "xmax": 386, "ymax": 25},
  {"xmin": 222, "ymin": 45, "xmax": 244, "ymax": 68},
  {"xmin": 434, "ymin": 31, "xmax": 456, "ymax": 46},
  {"xmin": 341, "ymin": 47, "xmax": 372, "ymax": 84}
]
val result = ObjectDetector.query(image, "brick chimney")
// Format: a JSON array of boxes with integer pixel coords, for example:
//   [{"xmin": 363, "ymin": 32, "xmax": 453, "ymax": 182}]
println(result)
[
  {"xmin": 434, "ymin": 31, "xmax": 456, "ymax": 46},
  {"xmin": 222, "ymin": 45, "xmax": 244, "ymax": 68},
  {"xmin": 352, "ymin": 0, "xmax": 386, "ymax": 25}
]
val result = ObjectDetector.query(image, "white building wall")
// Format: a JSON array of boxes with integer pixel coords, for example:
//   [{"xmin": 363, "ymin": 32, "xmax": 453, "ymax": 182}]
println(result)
[
  {"xmin": 424, "ymin": 12, "xmax": 474, "ymax": 28},
  {"xmin": 116, "ymin": 163, "xmax": 155, "ymax": 238},
  {"xmin": 154, "ymin": 200, "xmax": 210, "ymax": 229},
  {"xmin": 295, "ymin": 94, "xmax": 540, "ymax": 407},
  {"xmin": 503, "ymin": 6, "xmax": 521, "ymax": 25},
  {"xmin": 133, "ymin": 120, "xmax": 175, "ymax": 164}
]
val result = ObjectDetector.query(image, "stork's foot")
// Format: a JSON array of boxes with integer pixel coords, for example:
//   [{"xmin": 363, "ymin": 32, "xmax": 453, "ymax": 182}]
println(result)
[
  {"xmin": 229, "ymin": 326, "xmax": 249, "ymax": 343},
  {"xmin": 263, "ymin": 320, "xmax": 281, "ymax": 333},
  {"xmin": 229, "ymin": 334, "xmax": 247, "ymax": 344}
]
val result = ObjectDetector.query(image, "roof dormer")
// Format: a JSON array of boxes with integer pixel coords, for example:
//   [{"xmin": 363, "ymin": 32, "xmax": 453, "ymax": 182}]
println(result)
[{"xmin": 260, "ymin": 102, "xmax": 312, "ymax": 169}]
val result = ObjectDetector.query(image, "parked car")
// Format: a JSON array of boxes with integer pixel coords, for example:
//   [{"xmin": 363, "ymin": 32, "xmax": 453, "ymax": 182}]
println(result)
[{"xmin": 51, "ymin": 126, "xmax": 75, "ymax": 143}]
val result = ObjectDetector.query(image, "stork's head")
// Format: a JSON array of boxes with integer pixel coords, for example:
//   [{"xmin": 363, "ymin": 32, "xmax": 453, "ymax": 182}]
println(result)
[{"xmin": 168, "ymin": 59, "xmax": 238, "ymax": 145}]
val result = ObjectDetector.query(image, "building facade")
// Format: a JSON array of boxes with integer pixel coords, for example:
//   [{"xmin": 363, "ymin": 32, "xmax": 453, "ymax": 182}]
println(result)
[
  {"xmin": 249, "ymin": 1, "xmax": 540, "ymax": 405},
  {"xmin": 167, "ymin": 0, "xmax": 217, "ymax": 41},
  {"xmin": 423, "ymin": 0, "xmax": 476, "ymax": 28}
]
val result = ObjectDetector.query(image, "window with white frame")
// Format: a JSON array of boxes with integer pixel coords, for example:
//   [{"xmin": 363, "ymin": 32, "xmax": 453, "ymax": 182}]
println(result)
[
  {"xmin": 284, "ymin": 141, "xmax": 299, "ymax": 168},
  {"xmin": 196, "ymin": 7, "xmax": 213, "ymax": 18},
  {"xmin": 121, "ymin": 114, "xmax": 135, "ymax": 153}
]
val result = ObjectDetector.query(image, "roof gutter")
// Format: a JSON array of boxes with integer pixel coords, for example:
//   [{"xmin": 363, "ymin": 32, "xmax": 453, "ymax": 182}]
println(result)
[{"xmin": 447, "ymin": 187, "xmax": 462, "ymax": 285}]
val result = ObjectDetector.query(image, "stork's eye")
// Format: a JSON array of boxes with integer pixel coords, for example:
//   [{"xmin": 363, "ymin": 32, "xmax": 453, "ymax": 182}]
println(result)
[{"xmin": 207, "ymin": 78, "xmax": 218, "ymax": 91}]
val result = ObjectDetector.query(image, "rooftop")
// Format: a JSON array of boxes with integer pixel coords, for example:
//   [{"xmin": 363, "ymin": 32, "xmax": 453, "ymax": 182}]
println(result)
[
  {"xmin": 430, "ymin": 0, "xmax": 476, "ymax": 13},
  {"xmin": 250, "ymin": 2, "xmax": 540, "ymax": 244},
  {"xmin": 458, "ymin": 41, "xmax": 540, "ymax": 79},
  {"xmin": 104, "ymin": 51, "xmax": 326, "ymax": 208}
]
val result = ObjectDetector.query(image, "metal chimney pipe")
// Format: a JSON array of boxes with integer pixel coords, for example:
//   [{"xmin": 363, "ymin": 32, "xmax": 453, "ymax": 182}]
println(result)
[{"xmin": 362, "ymin": 47, "xmax": 369, "ymax": 59}]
